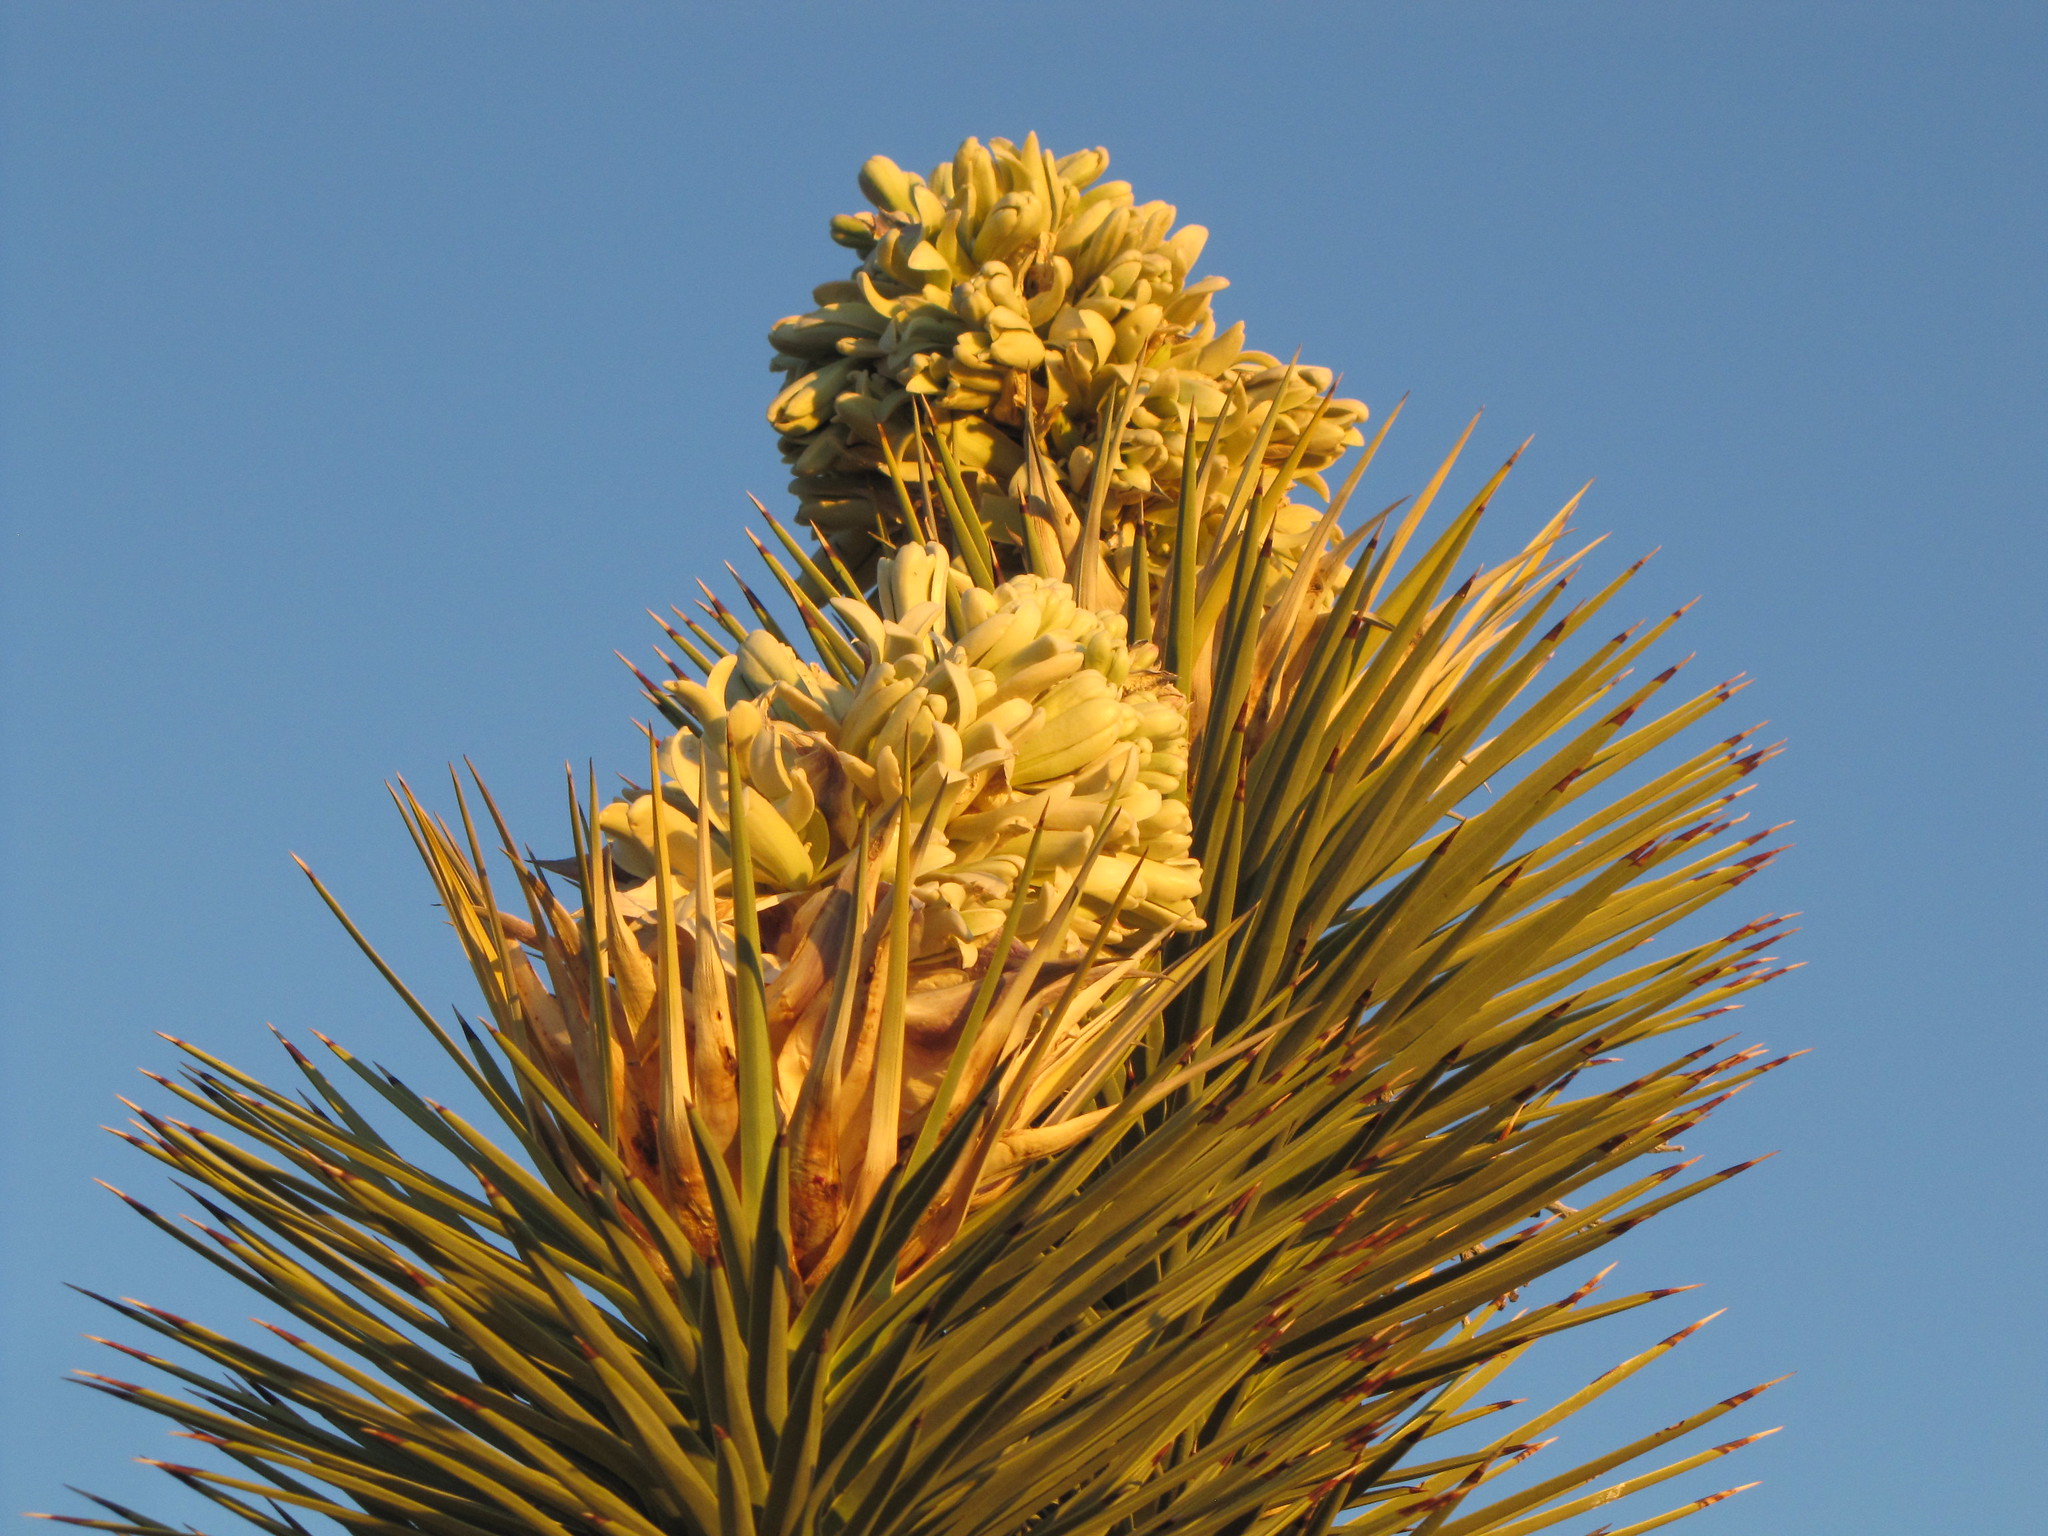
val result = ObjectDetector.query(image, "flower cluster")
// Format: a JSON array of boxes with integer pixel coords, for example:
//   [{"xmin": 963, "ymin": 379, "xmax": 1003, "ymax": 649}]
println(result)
[
  {"xmin": 599, "ymin": 542, "xmax": 1202, "ymax": 963},
  {"xmin": 768, "ymin": 134, "xmax": 1368, "ymax": 579}
]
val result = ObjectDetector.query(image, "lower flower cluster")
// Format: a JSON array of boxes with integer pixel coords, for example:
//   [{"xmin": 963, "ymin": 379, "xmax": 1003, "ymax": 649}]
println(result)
[{"xmin": 600, "ymin": 541, "xmax": 1203, "ymax": 965}]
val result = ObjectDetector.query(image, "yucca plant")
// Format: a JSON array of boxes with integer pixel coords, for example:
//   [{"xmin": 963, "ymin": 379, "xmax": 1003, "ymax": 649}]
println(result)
[{"xmin": 41, "ymin": 136, "xmax": 1795, "ymax": 1536}]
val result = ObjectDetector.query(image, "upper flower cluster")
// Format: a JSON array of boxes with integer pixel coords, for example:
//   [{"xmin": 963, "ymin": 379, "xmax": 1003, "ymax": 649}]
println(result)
[{"xmin": 768, "ymin": 134, "xmax": 1368, "ymax": 583}]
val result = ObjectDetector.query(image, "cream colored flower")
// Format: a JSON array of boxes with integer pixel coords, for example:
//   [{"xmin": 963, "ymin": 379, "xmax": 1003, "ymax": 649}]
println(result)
[
  {"xmin": 600, "ymin": 541, "xmax": 1202, "ymax": 962},
  {"xmin": 768, "ymin": 135, "xmax": 1368, "ymax": 585}
]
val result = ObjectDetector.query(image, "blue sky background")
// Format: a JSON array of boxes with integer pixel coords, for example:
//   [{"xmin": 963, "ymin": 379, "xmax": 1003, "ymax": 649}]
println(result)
[{"xmin": 3, "ymin": 3, "xmax": 2042, "ymax": 1532}]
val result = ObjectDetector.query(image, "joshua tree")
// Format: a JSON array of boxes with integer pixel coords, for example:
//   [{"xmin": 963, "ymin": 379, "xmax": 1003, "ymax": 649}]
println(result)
[{"xmin": 43, "ymin": 136, "xmax": 1792, "ymax": 1536}]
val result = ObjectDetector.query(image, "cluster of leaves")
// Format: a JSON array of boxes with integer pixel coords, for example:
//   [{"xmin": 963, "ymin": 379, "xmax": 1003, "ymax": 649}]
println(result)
[{"xmin": 45, "ymin": 392, "xmax": 1794, "ymax": 1536}]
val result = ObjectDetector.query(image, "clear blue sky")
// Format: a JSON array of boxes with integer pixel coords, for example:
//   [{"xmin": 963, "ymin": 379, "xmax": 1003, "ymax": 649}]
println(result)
[{"xmin": 3, "ymin": 3, "xmax": 2042, "ymax": 1532}]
